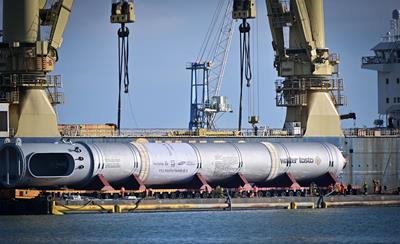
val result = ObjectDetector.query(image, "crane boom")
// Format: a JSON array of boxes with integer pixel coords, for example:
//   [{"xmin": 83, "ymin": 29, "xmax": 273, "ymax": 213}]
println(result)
[
  {"xmin": 188, "ymin": 0, "xmax": 234, "ymax": 131},
  {"xmin": 208, "ymin": 0, "xmax": 234, "ymax": 98},
  {"xmin": 266, "ymin": 0, "xmax": 345, "ymax": 137}
]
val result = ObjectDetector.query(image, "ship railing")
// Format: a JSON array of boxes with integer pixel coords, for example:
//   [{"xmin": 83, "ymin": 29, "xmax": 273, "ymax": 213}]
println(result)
[
  {"xmin": 343, "ymin": 128, "xmax": 400, "ymax": 137},
  {"xmin": 362, "ymin": 56, "xmax": 400, "ymax": 65}
]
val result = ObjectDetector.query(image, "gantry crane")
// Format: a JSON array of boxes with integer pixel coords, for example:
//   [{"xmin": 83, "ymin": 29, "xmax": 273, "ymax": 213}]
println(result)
[
  {"xmin": 188, "ymin": 0, "xmax": 234, "ymax": 131},
  {"xmin": 266, "ymin": 0, "xmax": 345, "ymax": 136}
]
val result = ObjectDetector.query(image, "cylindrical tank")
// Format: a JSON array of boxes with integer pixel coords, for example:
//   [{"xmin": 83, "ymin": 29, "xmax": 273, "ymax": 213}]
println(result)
[
  {"xmin": 270, "ymin": 142, "xmax": 345, "ymax": 182},
  {"xmin": 0, "ymin": 140, "xmax": 346, "ymax": 189},
  {"xmin": 0, "ymin": 142, "xmax": 92, "ymax": 188},
  {"xmin": 3, "ymin": 0, "xmax": 39, "ymax": 43},
  {"xmin": 194, "ymin": 143, "xmax": 241, "ymax": 183},
  {"xmin": 132, "ymin": 142, "xmax": 199, "ymax": 185},
  {"xmin": 81, "ymin": 143, "xmax": 140, "ymax": 184},
  {"xmin": 235, "ymin": 142, "xmax": 272, "ymax": 182}
]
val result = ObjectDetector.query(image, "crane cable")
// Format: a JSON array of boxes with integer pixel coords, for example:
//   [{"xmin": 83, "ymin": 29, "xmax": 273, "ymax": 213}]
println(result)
[
  {"xmin": 256, "ymin": 13, "xmax": 260, "ymax": 118},
  {"xmin": 249, "ymin": 14, "xmax": 260, "ymax": 119},
  {"xmin": 238, "ymin": 19, "xmax": 252, "ymax": 133},
  {"xmin": 117, "ymin": 23, "xmax": 131, "ymax": 134},
  {"xmin": 197, "ymin": 0, "xmax": 224, "ymax": 62}
]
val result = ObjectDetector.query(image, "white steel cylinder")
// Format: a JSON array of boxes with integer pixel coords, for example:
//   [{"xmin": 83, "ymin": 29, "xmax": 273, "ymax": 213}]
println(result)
[
  {"xmin": 0, "ymin": 141, "xmax": 346, "ymax": 189},
  {"xmin": 134, "ymin": 143, "xmax": 199, "ymax": 185},
  {"xmin": 235, "ymin": 142, "xmax": 272, "ymax": 183},
  {"xmin": 83, "ymin": 143, "xmax": 139, "ymax": 184},
  {"xmin": 0, "ymin": 142, "xmax": 92, "ymax": 188},
  {"xmin": 270, "ymin": 142, "xmax": 345, "ymax": 182},
  {"xmin": 194, "ymin": 143, "xmax": 241, "ymax": 183}
]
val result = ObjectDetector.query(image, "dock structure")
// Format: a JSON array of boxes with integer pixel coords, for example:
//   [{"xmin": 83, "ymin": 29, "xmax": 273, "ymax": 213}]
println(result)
[{"xmin": 0, "ymin": 189, "xmax": 399, "ymax": 215}]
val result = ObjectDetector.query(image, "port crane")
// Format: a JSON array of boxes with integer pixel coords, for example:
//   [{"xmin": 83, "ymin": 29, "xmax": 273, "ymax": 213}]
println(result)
[
  {"xmin": 188, "ymin": 0, "xmax": 234, "ymax": 131},
  {"xmin": 0, "ymin": 0, "xmax": 135, "ymax": 137},
  {"xmin": 0, "ymin": 0, "xmax": 74, "ymax": 137},
  {"xmin": 266, "ymin": 0, "xmax": 345, "ymax": 136}
]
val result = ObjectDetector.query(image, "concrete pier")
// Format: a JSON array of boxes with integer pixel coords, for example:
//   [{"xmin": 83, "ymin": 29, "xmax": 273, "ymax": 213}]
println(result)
[{"xmin": 1, "ymin": 194, "xmax": 399, "ymax": 215}]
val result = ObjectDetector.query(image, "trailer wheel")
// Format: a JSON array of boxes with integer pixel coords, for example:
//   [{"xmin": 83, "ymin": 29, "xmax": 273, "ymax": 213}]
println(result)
[
  {"xmin": 46, "ymin": 194, "xmax": 54, "ymax": 202},
  {"xmin": 186, "ymin": 192, "xmax": 193, "ymax": 199},
  {"xmin": 281, "ymin": 191, "xmax": 287, "ymax": 197},
  {"xmin": 273, "ymin": 191, "xmax": 278, "ymax": 197},
  {"xmin": 295, "ymin": 190, "xmax": 302, "ymax": 197},
  {"xmin": 265, "ymin": 191, "xmax": 272, "ymax": 197},
  {"xmin": 194, "ymin": 192, "xmax": 201, "ymax": 198},
  {"xmin": 202, "ymin": 192, "xmax": 209, "ymax": 198},
  {"xmin": 154, "ymin": 192, "xmax": 161, "ymax": 199},
  {"xmin": 170, "ymin": 192, "xmax": 177, "ymax": 199},
  {"xmin": 178, "ymin": 192, "xmax": 185, "ymax": 199},
  {"xmin": 288, "ymin": 191, "xmax": 294, "ymax": 197},
  {"xmin": 256, "ymin": 191, "xmax": 263, "ymax": 198},
  {"xmin": 162, "ymin": 192, "xmax": 169, "ymax": 199}
]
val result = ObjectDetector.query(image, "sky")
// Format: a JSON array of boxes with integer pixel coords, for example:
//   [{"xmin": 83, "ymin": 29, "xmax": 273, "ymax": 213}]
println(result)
[{"xmin": 1, "ymin": 0, "xmax": 399, "ymax": 129}]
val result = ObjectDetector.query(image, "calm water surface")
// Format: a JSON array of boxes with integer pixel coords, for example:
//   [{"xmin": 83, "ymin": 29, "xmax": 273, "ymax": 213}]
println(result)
[{"xmin": 0, "ymin": 207, "xmax": 399, "ymax": 243}]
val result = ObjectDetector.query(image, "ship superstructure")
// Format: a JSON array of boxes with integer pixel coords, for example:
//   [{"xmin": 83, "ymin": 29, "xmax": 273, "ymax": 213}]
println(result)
[{"xmin": 362, "ymin": 9, "xmax": 400, "ymax": 128}]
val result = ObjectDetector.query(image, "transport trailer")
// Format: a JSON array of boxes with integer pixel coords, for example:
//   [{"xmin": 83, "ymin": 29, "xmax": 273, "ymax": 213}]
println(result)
[
  {"xmin": 0, "ymin": 184, "xmax": 369, "ymax": 215},
  {"xmin": 1, "ymin": 187, "xmax": 397, "ymax": 215},
  {"xmin": 0, "ymin": 183, "xmax": 373, "ymax": 215},
  {"xmin": 0, "ymin": 183, "xmax": 363, "ymax": 202}
]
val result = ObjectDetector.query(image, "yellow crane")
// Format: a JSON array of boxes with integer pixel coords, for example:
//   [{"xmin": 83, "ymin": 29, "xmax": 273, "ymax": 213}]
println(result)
[
  {"xmin": 266, "ymin": 0, "xmax": 345, "ymax": 137},
  {"xmin": 0, "ymin": 0, "xmax": 73, "ymax": 137}
]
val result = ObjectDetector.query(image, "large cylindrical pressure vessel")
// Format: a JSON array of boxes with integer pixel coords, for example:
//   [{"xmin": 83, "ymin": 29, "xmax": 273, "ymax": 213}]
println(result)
[
  {"xmin": 131, "ymin": 142, "xmax": 199, "ymax": 185},
  {"xmin": 3, "ymin": 0, "xmax": 39, "ymax": 43},
  {"xmin": 81, "ymin": 143, "xmax": 140, "ymax": 184},
  {"xmin": 194, "ymin": 143, "xmax": 241, "ymax": 183},
  {"xmin": 0, "ymin": 142, "xmax": 92, "ymax": 188},
  {"xmin": 235, "ymin": 142, "xmax": 272, "ymax": 183},
  {"xmin": 0, "ymin": 140, "xmax": 346, "ymax": 189},
  {"xmin": 270, "ymin": 142, "xmax": 345, "ymax": 182}
]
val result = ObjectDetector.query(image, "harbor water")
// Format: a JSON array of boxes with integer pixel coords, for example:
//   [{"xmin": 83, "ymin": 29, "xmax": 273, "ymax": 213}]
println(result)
[{"xmin": 0, "ymin": 207, "xmax": 399, "ymax": 243}]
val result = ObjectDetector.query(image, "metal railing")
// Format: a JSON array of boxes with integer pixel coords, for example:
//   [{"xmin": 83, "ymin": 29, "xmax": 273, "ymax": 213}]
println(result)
[
  {"xmin": 275, "ymin": 78, "xmax": 344, "ymax": 91},
  {"xmin": 275, "ymin": 78, "xmax": 345, "ymax": 107},
  {"xmin": 120, "ymin": 128, "xmax": 292, "ymax": 137},
  {"xmin": 59, "ymin": 126, "xmax": 400, "ymax": 138},
  {"xmin": 0, "ymin": 74, "xmax": 62, "ymax": 87},
  {"xmin": 362, "ymin": 56, "xmax": 400, "ymax": 65},
  {"xmin": 342, "ymin": 128, "xmax": 400, "ymax": 137}
]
